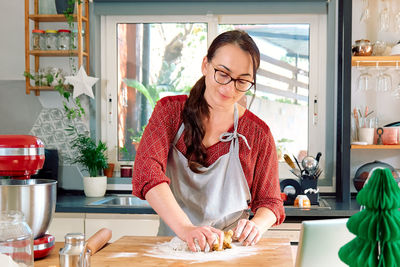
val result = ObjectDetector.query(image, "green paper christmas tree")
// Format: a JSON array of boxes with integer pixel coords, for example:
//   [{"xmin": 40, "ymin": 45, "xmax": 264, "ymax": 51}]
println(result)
[{"xmin": 339, "ymin": 168, "xmax": 400, "ymax": 267}]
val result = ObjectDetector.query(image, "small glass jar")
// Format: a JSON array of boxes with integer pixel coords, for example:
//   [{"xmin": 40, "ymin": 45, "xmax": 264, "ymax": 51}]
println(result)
[
  {"xmin": 32, "ymin": 29, "xmax": 45, "ymax": 50},
  {"xmin": 71, "ymin": 29, "xmax": 85, "ymax": 51},
  {"xmin": 0, "ymin": 211, "xmax": 34, "ymax": 267},
  {"xmin": 59, "ymin": 233, "xmax": 87, "ymax": 267},
  {"xmin": 45, "ymin": 30, "xmax": 58, "ymax": 50},
  {"xmin": 58, "ymin": 29, "xmax": 71, "ymax": 50}
]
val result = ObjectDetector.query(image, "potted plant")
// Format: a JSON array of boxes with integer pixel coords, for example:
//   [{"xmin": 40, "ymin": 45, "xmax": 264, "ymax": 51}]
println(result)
[
  {"xmin": 103, "ymin": 163, "xmax": 115, "ymax": 178},
  {"xmin": 68, "ymin": 127, "xmax": 108, "ymax": 197}
]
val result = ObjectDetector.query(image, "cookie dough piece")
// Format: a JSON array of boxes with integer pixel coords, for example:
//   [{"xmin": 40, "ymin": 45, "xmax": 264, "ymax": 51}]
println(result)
[{"xmin": 212, "ymin": 230, "xmax": 234, "ymax": 251}]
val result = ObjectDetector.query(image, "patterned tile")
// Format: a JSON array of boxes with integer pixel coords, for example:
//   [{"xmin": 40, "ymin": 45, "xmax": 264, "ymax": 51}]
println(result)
[{"xmin": 29, "ymin": 108, "xmax": 89, "ymax": 165}]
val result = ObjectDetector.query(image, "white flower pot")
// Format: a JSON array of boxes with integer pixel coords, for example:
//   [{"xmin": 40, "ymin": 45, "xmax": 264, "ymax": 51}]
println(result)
[{"xmin": 83, "ymin": 176, "xmax": 107, "ymax": 197}]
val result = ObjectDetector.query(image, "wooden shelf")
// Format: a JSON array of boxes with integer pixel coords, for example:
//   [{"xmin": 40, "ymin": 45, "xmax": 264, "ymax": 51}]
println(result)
[
  {"xmin": 28, "ymin": 14, "xmax": 88, "ymax": 22},
  {"xmin": 25, "ymin": 0, "xmax": 90, "ymax": 95},
  {"xmin": 28, "ymin": 86, "xmax": 56, "ymax": 91},
  {"xmin": 29, "ymin": 50, "xmax": 88, "ymax": 57},
  {"xmin": 352, "ymin": 56, "xmax": 400, "ymax": 67},
  {"xmin": 351, "ymin": 144, "xmax": 400, "ymax": 149}
]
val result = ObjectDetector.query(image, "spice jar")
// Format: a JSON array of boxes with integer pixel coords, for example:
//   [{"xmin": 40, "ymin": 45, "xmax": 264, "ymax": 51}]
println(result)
[
  {"xmin": 0, "ymin": 210, "xmax": 34, "ymax": 267},
  {"xmin": 58, "ymin": 29, "xmax": 71, "ymax": 50},
  {"xmin": 59, "ymin": 233, "xmax": 88, "ymax": 267},
  {"xmin": 45, "ymin": 30, "xmax": 58, "ymax": 50},
  {"xmin": 32, "ymin": 29, "xmax": 45, "ymax": 50}
]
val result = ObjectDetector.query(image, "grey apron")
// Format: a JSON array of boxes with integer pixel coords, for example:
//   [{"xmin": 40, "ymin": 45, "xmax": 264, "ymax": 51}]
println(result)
[{"xmin": 158, "ymin": 104, "xmax": 252, "ymax": 236}]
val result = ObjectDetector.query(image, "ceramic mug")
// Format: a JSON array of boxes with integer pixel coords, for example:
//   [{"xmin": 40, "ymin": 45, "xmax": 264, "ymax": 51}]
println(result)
[
  {"xmin": 294, "ymin": 195, "xmax": 311, "ymax": 208},
  {"xmin": 358, "ymin": 128, "xmax": 374, "ymax": 144}
]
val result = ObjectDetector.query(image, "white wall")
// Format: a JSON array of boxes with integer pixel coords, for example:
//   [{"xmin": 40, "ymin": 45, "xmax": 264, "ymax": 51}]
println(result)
[{"xmin": 0, "ymin": 1, "xmax": 25, "ymax": 80}]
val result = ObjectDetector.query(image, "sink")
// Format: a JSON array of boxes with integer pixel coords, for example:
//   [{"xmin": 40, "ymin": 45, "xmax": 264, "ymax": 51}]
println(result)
[{"xmin": 88, "ymin": 195, "xmax": 150, "ymax": 207}]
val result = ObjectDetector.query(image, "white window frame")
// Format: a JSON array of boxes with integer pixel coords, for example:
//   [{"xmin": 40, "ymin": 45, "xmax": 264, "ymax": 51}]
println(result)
[{"xmin": 100, "ymin": 14, "xmax": 328, "ymax": 190}]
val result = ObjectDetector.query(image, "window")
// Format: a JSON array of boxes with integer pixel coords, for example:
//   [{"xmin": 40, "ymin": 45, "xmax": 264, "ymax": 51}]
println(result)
[{"xmin": 101, "ymin": 14, "xmax": 327, "ymax": 185}]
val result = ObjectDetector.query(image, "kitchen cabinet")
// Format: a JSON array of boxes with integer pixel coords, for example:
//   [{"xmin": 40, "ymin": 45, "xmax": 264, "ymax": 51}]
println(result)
[
  {"xmin": 48, "ymin": 212, "xmax": 159, "ymax": 242},
  {"xmin": 24, "ymin": 0, "xmax": 90, "ymax": 95},
  {"xmin": 263, "ymin": 222, "xmax": 301, "ymax": 244},
  {"xmin": 85, "ymin": 213, "xmax": 160, "ymax": 242},
  {"xmin": 47, "ymin": 212, "xmax": 85, "ymax": 242}
]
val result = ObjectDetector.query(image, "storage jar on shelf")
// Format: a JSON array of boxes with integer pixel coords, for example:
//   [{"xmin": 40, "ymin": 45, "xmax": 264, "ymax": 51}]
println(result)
[
  {"xmin": 71, "ymin": 29, "xmax": 85, "ymax": 51},
  {"xmin": 31, "ymin": 29, "xmax": 45, "ymax": 50},
  {"xmin": 45, "ymin": 30, "xmax": 58, "ymax": 50},
  {"xmin": 57, "ymin": 29, "xmax": 71, "ymax": 50}
]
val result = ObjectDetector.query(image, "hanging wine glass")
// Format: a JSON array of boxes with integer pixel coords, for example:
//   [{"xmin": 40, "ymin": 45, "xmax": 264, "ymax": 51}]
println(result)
[
  {"xmin": 360, "ymin": 0, "xmax": 370, "ymax": 23},
  {"xmin": 357, "ymin": 67, "xmax": 373, "ymax": 91},
  {"xmin": 376, "ymin": 67, "xmax": 392, "ymax": 92},
  {"xmin": 378, "ymin": 5, "xmax": 390, "ymax": 32},
  {"xmin": 392, "ymin": 63, "xmax": 400, "ymax": 99},
  {"xmin": 395, "ymin": 10, "xmax": 400, "ymax": 32}
]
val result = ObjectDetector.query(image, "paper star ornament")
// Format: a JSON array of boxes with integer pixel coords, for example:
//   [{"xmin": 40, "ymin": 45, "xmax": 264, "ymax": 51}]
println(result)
[{"xmin": 65, "ymin": 66, "xmax": 99, "ymax": 99}]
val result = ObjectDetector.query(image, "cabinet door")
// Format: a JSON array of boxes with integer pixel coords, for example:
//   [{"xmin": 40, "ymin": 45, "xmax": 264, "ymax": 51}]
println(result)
[
  {"xmin": 262, "ymin": 222, "xmax": 301, "ymax": 243},
  {"xmin": 85, "ymin": 213, "xmax": 160, "ymax": 242},
  {"xmin": 47, "ymin": 213, "xmax": 85, "ymax": 242}
]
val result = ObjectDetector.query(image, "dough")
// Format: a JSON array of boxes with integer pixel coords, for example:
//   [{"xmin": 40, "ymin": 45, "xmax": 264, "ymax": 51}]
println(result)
[{"xmin": 212, "ymin": 230, "xmax": 234, "ymax": 251}]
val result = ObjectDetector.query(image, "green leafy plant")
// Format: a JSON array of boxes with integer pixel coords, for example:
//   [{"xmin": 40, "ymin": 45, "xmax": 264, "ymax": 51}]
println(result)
[
  {"xmin": 67, "ymin": 125, "xmax": 108, "ymax": 177},
  {"xmin": 128, "ymin": 125, "xmax": 146, "ymax": 144},
  {"xmin": 122, "ymin": 79, "xmax": 190, "ymax": 109}
]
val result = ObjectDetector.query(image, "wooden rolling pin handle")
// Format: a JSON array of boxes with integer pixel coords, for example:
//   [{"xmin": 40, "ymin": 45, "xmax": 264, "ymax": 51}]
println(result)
[{"xmin": 86, "ymin": 228, "xmax": 112, "ymax": 255}]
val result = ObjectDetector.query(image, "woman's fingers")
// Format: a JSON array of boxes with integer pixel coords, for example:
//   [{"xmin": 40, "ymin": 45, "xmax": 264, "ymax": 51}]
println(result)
[
  {"xmin": 210, "ymin": 228, "xmax": 225, "ymax": 250},
  {"xmin": 234, "ymin": 219, "xmax": 248, "ymax": 240},
  {"xmin": 185, "ymin": 226, "xmax": 223, "ymax": 252},
  {"xmin": 234, "ymin": 219, "xmax": 260, "ymax": 246}
]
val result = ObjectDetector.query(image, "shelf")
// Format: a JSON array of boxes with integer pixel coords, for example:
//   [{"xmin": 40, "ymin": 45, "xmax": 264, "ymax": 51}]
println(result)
[
  {"xmin": 28, "ymin": 86, "xmax": 56, "ymax": 91},
  {"xmin": 28, "ymin": 14, "xmax": 88, "ymax": 23},
  {"xmin": 351, "ymin": 144, "xmax": 400, "ymax": 149},
  {"xmin": 352, "ymin": 56, "xmax": 400, "ymax": 67},
  {"xmin": 29, "ymin": 50, "xmax": 88, "ymax": 57}
]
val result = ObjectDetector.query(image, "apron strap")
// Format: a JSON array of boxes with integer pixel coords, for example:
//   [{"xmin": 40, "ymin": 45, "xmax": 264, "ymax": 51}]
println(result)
[
  {"xmin": 173, "ymin": 123, "xmax": 185, "ymax": 146},
  {"xmin": 219, "ymin": 104, "xmax": 251, "ymax": 150}
]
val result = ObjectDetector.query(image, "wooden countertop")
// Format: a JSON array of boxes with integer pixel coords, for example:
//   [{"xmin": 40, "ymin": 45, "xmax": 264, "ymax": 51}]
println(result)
[{"xmin": 35, "ymin": 236, "xmax": 293, "ymax": 267}]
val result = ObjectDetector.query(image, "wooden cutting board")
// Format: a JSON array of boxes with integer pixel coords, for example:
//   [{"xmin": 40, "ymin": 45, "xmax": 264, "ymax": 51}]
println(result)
[{"xmin": 35, "ymin": 236, "xmax": 293, "ymax": 267}]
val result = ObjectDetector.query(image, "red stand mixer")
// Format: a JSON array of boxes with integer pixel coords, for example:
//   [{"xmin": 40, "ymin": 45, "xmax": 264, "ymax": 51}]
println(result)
[{"xmin": 0, "ymin": 135, "xmax": 57, "ymax": 259}]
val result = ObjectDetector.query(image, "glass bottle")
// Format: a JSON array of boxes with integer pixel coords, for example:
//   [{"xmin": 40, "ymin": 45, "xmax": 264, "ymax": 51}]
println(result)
[
  {"xmin": 45, "ymin": 30, "xmax": 58, "ymax": 50},
  {"xmin": 0, "ymin": 210, "xmax": 34, "ymax": 267},
  {"xmin": 32, "ymin": 29, "xmax": 45, "ymax": 50},
  {"xmin": 58, "ymin": 29, "xmax": 71, "ymax": 50}
]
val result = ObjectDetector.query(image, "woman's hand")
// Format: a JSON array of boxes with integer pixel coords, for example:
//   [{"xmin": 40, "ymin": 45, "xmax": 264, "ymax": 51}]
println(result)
[
  {"xmin": 233, "ymin": 219, "xmax": 261, "ymax": 246},
  {"xmin": 180, "ymin": 225, "xmax": 225, "ymax": 252}
]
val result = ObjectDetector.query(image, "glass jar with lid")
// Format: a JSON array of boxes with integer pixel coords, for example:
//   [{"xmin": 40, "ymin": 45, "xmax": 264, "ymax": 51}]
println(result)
[
  {"xmin": 71, "ymin": 29, "xmax": 85, "ymax": 51},
  {"xmin": 31, "ymin": 29, "xmax": 45, "ymax": 50},
  {"xmin": 57, "ymin": 29, "xmax": 71, "ymax": 50},
  {"xmin": 45, "ymin": 30, "xmax": 58, "ymax": 50},
  {"xmin": 59, "ymin": 233, "xmax": 88, "ymax": 267},
  {"xmin": 0, "ymin": 210, "xmax": 34, "ymax": 267}
]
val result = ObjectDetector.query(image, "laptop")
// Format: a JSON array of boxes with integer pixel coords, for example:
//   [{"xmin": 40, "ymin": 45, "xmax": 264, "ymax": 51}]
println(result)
[{"xmin": 295, "ymin": 218, "xmax": 355, "ymax": 267}]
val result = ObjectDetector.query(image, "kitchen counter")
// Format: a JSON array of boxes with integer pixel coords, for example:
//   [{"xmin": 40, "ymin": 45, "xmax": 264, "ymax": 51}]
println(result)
[
  {"xmin": 35, "ymin": 236, "xmax": 293, "ymax": 267},
  {"xmin": 55, "ymin": 191, "xmax": 361, "ymax": 218}
]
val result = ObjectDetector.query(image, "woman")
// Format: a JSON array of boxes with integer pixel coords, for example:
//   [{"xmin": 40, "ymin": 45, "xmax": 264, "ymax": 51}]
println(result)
[{"xmin": 132, "ymin": 30, "xmax": 285, "ymax": 252}]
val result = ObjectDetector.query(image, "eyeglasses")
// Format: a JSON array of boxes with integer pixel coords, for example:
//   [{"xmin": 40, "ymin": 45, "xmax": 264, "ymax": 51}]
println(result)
[{"xmin": 212, "ymin": 66, "xmax": 254, "ymax": 92}]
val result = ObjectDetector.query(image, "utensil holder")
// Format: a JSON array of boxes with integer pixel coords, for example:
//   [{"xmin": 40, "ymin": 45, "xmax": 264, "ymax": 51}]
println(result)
[{"xmin": 300, "ymin": 176, "xmax": 319, "ymax": 205}]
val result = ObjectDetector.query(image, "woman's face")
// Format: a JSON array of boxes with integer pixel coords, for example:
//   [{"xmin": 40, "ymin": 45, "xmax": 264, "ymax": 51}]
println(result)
[{"xmin": 202, "ymin": 43, "xmax": 254, "ymax": 109}]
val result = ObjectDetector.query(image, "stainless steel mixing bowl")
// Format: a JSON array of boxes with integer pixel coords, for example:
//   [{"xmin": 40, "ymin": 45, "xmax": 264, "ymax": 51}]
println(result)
[{"xmin": 0, "ymin": 179, "xmax": 57, "ymax": 239}]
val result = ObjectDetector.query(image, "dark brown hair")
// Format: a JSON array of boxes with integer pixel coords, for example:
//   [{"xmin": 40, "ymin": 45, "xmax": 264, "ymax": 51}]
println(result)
[{"xmin": 182, "ymin": 30, "xmax": 260, "ymax": 173}]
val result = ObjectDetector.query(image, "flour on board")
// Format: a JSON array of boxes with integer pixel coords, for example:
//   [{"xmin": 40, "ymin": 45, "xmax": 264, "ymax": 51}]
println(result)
[{"xmin": 144, "ymin": 236, "xmax": 264, "ymax": 263}]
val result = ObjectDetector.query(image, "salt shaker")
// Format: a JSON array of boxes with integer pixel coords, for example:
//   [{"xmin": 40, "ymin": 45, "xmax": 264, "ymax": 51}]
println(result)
[{"xmin": 59, "ymin": 233, "xmax": 89, "ymax": 267}]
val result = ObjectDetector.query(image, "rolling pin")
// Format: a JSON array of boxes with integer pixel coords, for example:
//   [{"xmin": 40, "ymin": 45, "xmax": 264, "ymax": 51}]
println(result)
[{"xmin": 86, "ymin": 228, "xmax": 112, "ymax": 255}]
